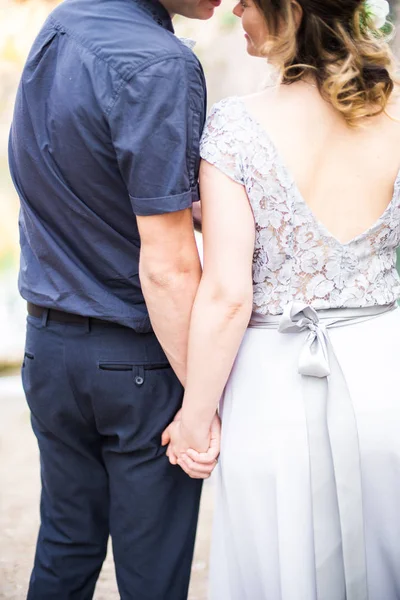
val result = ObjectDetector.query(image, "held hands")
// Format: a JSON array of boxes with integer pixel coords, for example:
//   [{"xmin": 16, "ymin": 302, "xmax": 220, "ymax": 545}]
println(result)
[{"xmin": 161, "ymin": 412, "xmax": 221, "ymax": 479}]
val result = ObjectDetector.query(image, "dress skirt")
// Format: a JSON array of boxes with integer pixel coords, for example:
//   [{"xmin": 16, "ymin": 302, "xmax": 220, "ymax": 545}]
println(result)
[{"xmin": 209, "ymin": 305, "xmax": 400, "ymax": 600}]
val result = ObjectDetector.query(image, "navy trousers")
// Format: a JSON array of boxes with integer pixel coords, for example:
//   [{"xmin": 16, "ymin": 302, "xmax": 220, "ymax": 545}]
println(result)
[{"xmin": 22, "ymin": 312, "xmax": 202, "ymax": 600}]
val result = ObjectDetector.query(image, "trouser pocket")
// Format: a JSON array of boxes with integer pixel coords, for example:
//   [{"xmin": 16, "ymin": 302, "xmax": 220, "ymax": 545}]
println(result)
[
  {"xmin": 22, "ymin": 351, "xmax": 35, "ymax": 368},
  {"xmin": 98, "ymin": 361, "xmax": 171, "ymax": 387}
]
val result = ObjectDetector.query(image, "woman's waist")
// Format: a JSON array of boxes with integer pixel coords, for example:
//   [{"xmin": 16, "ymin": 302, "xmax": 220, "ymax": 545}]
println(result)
[{"xmin": 249, "ymin": 301, "xmax": 398, "ymax": 330}]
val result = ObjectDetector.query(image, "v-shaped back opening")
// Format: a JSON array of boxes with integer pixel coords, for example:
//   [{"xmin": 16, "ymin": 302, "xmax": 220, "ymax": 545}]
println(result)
[{"xmin": 233, "ymin": 96, "xmax": 400, "ymax": 247}]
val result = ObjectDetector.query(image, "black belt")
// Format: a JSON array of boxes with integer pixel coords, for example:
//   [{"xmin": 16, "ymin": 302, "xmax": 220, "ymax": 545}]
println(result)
[{"xmin": 27, "ymin": 302, "xmax": 113, "ymax": 326}]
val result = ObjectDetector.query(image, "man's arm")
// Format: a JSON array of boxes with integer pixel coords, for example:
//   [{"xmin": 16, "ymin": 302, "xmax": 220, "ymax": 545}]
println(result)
[
  {"xmin": 137, "ymin": 208, "xmax": 201, "ymax": 386},
  {"xmin": 107, "ymin": 55, "xmax": 206, "ymax": 382}
]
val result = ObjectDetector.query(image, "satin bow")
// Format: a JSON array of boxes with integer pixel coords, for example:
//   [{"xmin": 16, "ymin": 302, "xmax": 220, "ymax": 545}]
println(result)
[{"xmin": 278, "ymin": 302, "xmax": 330, "ymax": 378}]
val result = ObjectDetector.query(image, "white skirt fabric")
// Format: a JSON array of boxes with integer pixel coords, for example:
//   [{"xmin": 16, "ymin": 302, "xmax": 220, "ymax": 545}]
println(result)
[{"xmin": 209, "ymin": 306, "xmax": 400, "ymax": 600}]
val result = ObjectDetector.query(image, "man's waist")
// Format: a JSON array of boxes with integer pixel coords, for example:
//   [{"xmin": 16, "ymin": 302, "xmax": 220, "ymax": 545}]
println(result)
[
  {"xmin": 27, "ymin": 303, "xmax": 120, "ymax": 327},
  {"xmin": 25, "ymin": 300, "xmax": 151, "ymax": 333}
]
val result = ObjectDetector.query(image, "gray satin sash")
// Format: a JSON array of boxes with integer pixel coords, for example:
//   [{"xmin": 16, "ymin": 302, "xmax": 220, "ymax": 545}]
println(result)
[{"xmin": 249, "ymin": 301, "xmax": 397, "ymax": 600}]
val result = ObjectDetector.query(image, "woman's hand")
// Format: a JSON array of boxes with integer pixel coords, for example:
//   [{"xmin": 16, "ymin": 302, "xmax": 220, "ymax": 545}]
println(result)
[{"xmin": 162, "ymin": 412, "xmax": 221, "ymax": 479}]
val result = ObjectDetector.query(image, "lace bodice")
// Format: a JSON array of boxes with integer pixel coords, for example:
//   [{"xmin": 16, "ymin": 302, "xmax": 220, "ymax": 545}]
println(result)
[{"xmin": 199, "ymin": 96, "xmax": 400, "ymax": 315}]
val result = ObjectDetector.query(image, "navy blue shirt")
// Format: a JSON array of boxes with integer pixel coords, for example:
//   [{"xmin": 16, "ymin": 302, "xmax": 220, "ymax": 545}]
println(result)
[{"xmin": 9, "ymin": 0, "xmax": 207, "ymax": 332}]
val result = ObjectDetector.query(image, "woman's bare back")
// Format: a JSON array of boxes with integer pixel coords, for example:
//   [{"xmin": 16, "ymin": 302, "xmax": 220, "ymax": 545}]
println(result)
[{"xmin": 242, "ymin": 83, "xmax": 400, "ymax": 245}]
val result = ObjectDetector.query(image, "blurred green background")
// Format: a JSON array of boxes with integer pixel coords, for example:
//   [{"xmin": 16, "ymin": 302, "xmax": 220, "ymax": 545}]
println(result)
[{"xmin": 1, "ymin": 0, "xmax": 400, "ymax": 366}]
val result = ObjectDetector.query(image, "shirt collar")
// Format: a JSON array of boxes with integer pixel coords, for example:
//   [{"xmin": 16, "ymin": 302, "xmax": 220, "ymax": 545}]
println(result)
[
  {"xmin": 179, "ymin": 37, "xmax": 196, "ymax": 50},
  {"xmin": 134, "ymin": 0, "xmax": 174, "ymax": 33}
]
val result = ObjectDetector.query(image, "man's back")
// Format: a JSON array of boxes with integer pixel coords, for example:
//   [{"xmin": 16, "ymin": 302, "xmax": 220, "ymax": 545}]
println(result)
[
  {"xmin": 10, "ymin": 0, "xmax": 206, "ymax": 330},
  {"xmin": 10, "ymin": 1, "xmax": 215, "ymax": 598}
]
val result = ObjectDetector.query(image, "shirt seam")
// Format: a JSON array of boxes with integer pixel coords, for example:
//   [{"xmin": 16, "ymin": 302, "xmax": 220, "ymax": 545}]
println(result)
[
  {"xmin": 47, "ymin": 17, "xmax": 203, "ymax": 116},
  {"xmin": 129, "ymin": 185, "xmax": 198, "ymax": 203},
  {"xmin": 49, "ymin": 17, "xmax": 127, "ymax": 80},
  {"xmin": 49, "ymin": 16, "xmax": 187, "ymax": 90},
  {"xmin": 105, "ymin": 54, "xmax": 190, "ymax": 116}
]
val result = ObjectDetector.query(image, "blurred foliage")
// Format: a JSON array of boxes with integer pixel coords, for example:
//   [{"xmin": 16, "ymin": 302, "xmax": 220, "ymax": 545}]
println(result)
[{"xmin": 219, "ymin": 9, "xmax": 237, "ymax": 30}]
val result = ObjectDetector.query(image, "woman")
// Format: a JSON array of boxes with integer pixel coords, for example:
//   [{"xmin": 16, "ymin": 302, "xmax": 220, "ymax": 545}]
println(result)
[{"xmin": 164, "ymin": 0, "xmax": 400, "ymax": 598}]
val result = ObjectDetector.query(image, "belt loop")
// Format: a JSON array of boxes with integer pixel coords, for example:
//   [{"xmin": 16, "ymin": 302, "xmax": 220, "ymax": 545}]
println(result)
[{"xmin": 41, "ymin": 308, "xmax": 49, "ymax": 328}]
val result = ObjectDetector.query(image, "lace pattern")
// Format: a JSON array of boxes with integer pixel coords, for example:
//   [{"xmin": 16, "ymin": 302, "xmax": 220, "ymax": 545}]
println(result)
[{"xmin": 200, "ymin": 97, "xmax": 400, "ymax": 315}]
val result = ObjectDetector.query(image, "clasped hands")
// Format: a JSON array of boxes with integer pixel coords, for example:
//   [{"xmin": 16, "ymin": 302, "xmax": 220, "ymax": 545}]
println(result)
[{"xmin": 161, "ymin": 411, "xmax": 221, "ymax": 479}]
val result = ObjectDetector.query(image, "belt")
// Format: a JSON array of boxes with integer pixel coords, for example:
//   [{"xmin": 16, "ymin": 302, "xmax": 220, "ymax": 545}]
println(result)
[
  {"xmin": 27, "ymin": 302, "xmax": 112, "ymax": 326},
  {"xmin": 249, "ymin": 301, "xmax": 397, "ymax": 600}
]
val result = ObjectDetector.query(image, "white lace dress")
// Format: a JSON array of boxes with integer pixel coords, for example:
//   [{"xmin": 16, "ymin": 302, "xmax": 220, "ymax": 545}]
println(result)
[{"xmin": 200, "ymin": 96, "xmax": 400, "ymax": 600}]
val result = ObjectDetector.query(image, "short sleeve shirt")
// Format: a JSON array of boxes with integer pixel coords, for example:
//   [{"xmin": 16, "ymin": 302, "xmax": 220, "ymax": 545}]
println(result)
[{"xmin": 9, "ymin": 0, "xmax": 207, "ymax": 331}]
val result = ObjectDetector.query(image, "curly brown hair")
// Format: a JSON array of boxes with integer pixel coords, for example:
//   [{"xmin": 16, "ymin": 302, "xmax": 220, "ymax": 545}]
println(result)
[{"xmin": 253, "ymin": 0, "xmax": 397, "ymax": 126}]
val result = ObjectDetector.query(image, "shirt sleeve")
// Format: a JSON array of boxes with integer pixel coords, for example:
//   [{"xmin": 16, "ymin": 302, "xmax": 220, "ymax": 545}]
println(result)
[
  {"xmin": 200, "ymin": 98, "xmax": 244, "ymax": 185},
  {"xmin": 108, "ymin": 56, "xmax": 205, "ymax": 216}
]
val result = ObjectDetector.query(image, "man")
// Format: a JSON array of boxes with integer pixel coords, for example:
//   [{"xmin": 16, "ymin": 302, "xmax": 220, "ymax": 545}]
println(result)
[{"xmin": 9, "ymin": 0, "xmax": 220, "ymax": 598}]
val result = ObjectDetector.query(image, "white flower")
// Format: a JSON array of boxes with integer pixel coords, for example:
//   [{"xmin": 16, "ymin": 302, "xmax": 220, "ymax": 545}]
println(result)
[
  {"xmin": 325, "ymin": 259, "xmax": 342, "ymax": 286},
  {"xmin": 277, "ymin": 261, "xmax": 293, "ymax": 285},
  {"xmin": 268, "ymin": 209, "xmax": 283, "ymax": 230},
  {"xmin": 340, "ymin": 286, "xmax": 366, "ymax": 304},
  {"xmin": 365, "ymin": 0, "xmax": 390, "ymax": 29},
  {"xmin": 295, "ymin": 228, "xmax": 320, "ymax": 251},
  {"xmin": 235, "ymin": 127, "xmax": 255, "ymax": 144},
  {"xmin": 253, "ymin": 251, "xmax": 269, "ymax": 284},
  {"xmin": 253, "ymin": 284, "xmax": 267, "ymax": 308},
  {"xmin": 306, "ymin": 274, "xmax": 335, "ymax": 299},
  {"xmin": 366, "ymin": 254, "xmax": 382, "ymax": 282},
  {"xmin": 299, "ymin": 249, "xmax": 325, "ymax": 274}
]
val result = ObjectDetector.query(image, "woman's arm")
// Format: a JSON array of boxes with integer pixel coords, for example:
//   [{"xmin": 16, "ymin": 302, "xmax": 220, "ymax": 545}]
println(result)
[{"xmin": 165, "ymin": 159, "xmax": 255, "ymax": 465}]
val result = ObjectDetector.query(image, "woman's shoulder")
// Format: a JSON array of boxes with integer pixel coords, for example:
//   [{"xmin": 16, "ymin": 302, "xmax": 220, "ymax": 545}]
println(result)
[
  {"xmin": 207, "ymin": 95, "xmax": 245, "ymax": 118},
  {"xmin": 203, "ymin": 96, "xmax": 248, "ymax": 139},
  {"xmin": 208, "ymin": 90, "xmax": 276, "ymax": 114},
  {"xmin": 200, "ymin": 98, "xmax": 246, "ymax": 184},
  {"xmin": 202, "ymin": 91, "xmax": 277, "ymax": 155},
  {"xmin": 206, "ymin": 92, "xmax": 276, "ymax": 134}
]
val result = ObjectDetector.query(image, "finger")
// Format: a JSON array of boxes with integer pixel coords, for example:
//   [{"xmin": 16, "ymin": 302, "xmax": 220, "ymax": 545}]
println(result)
[
  {"xmin": 161, "ymin": 427, "xmax": 171, "ymax": 446},
  {"xmin": 206, "ymin": 421, "xmax": 221, "ymax": 458},
  {"xmin": 177, "ymin": 458, "xmax": 210, "ymax": 479},
  {"xmin": 168, "ymin": 445, "xmax": 178, "ymax": 464},
  {"xmin": 185, "ymin": 447, "xmax": 220, "ymax": 464},
  {"xmin": 180, "ymin": 453, "xmax": 213, "ymax": 472},
  {"xmin": 166, "ymin": 444, "xmax": 178, "ymax": 465},
  {"xmin": 210, "ymin": 419, "xmax": 221, "ymax": 446},
  {"xmin": 168, "ymin": 452, "xmax": 178, "ymax": 465},
  {"xmin": 179, "ymin": 453, "xmax": 215, "ymax": 476}
]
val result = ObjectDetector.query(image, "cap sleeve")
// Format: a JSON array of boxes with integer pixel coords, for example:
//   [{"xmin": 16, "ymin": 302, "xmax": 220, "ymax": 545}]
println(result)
[{"xmin": 200, "ymin": 98, "xmax": 244, "ymax": 185}]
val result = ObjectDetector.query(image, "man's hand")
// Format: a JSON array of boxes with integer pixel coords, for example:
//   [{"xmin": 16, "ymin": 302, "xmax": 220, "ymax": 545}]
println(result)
[
  {"xmin": 161, "ymin": 408, "xmax": 182, "ymax": 464},
  {"xmin": 162, "ymin": 412, "xmax": 221, "ymax": 479}
]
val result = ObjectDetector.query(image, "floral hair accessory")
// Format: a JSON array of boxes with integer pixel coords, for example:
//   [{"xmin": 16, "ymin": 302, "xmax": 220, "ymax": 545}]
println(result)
[{"xmin": 364, "ymin": 0, "xmax": 390, "ymax": 30}]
